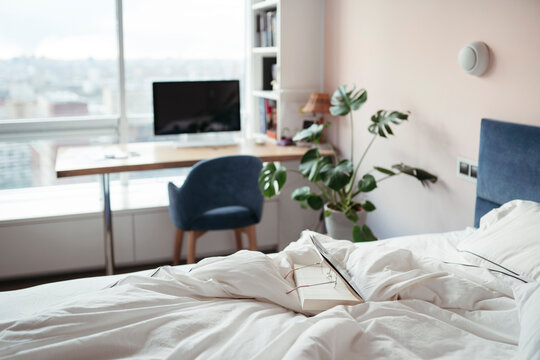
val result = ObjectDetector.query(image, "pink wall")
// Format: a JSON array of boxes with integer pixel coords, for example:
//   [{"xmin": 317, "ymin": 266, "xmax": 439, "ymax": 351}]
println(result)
[{"xmin": 324, "ymin": 0, "xmax": 540, "ymax": 238}]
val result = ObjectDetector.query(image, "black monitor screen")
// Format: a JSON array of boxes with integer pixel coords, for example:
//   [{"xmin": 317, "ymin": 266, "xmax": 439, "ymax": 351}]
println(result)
[{"xmin": 153, "ymin": 80, "xmax": 241, "ymax": 135}]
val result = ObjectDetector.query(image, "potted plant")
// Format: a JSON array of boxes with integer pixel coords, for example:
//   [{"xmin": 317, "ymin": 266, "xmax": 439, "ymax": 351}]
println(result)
[{"xmin": 258, "ymin": 85, "xmax": 437, "ymax": 242}]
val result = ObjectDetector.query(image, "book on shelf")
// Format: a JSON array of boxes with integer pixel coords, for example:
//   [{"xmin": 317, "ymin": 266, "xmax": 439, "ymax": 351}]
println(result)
[
  {"xmin": 292, "ymin": 234, "xmax": 364, "ymax": 313},
  {"xmin": 256, "ymin": 9, "xmax": 277, "ymax": 47},
  {"xmin": 266, "ymin": 10, "xmax": 276, "ymax": 47},
  {"xmin": 259, "ymin": 98, "xmax": 277, "ymax": 138},
  {"xmin": 266, "ymin": 129, "xmax": 277, "ymax": 140},
  {"xmin": 255, "ymin": 14, "xmax": 261, "ymax": 47},
  {"xmin": 262, "ymin": 57, "xmax": 277, "ymax": 90},
  {"xmin": 258, "ymin": 13, "xmax": 267, "ymax": 47},
  {"xmin": 259, "ymin": 98, "xmax": 266, "ymax": 133}
]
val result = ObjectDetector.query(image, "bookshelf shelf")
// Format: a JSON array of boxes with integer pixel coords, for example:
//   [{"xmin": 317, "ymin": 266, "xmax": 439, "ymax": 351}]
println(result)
[
  {"xmin": 253, "ymin": 90, "xmax": 279, "ymax": 101},
  {"xmin": 252, "ymin": 0, "xmax": 278, "ymax": 11},
  {"xmin": 248, "ymin": 0, "xmax": 324, "ymax": 140},
  {"xmin": 252, "ymin": 47, "xmax": 278, "ymax": 55}
]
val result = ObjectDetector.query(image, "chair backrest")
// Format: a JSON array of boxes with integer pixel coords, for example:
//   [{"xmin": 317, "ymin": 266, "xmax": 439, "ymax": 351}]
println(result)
[{"xmin": 168, "ymin": 155, "xmax": 264, "ymax": 230}]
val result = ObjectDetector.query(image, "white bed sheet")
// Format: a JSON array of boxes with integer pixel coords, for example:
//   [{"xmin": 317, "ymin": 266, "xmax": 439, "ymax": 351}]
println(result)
[
  {"xmin": 0, "ymin": 229, "xmax": 524, "ymax": 359},
  {"xmin": 0, "ymin": 268, "xmax": 189, "ymax": 322}
]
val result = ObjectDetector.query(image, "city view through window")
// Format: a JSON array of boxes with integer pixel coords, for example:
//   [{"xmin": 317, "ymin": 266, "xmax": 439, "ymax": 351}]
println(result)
[{"xmin": 0, "ymin": 0, "xmax": 245, "ymax": 190}]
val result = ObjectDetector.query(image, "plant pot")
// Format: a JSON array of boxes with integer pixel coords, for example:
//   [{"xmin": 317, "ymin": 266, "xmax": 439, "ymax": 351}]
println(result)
[{"xmin": 324, "ymin": 204, "xmax": 366, "ymax": 241}]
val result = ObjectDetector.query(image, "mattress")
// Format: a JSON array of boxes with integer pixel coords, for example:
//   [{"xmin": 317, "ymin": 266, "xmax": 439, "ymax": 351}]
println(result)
[{"xmin": 0, "ymin": 228, "xmax": 528, "ymax": 359}]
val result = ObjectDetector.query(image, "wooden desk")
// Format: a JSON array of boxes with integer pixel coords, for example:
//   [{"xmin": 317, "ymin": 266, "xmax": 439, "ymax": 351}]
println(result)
[{"xmin": 56, "ymin": 140, "xmax": 329, "ymax": 275}]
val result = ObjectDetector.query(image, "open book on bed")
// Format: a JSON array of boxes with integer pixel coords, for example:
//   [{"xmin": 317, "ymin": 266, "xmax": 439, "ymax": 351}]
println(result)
[{"xmin": 292, "ymin": 234, "xmax": 365, "ymax": 312}]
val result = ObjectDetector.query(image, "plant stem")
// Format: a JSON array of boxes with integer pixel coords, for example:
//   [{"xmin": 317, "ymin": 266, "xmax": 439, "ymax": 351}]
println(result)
[
  {"xmin": 356, "ymin": 133, "xmax": 378, "ymax": 175},
  {"xmin": 376, "ymin": 172, "xmax": 401, "ymax": 184},
  {"xmin": 346, "ymin": 133, "xmax": 378, "ymax": 199},
  {"xmin": 318, "ymin": 183, "xmax": 331, "ymax": 203},
  {"xmin": 350, "ymin": 112, "xmax": 354, "ymax": 163}
]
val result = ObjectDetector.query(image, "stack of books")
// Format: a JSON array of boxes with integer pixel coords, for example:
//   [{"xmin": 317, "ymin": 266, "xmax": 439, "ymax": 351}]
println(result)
[
  {"xmin": 259, "ymin": 98, "xmax": 277, "ymax": 139},
  {"xmin": 255, "ymin": 10, "xmax": 277, "ymax": 47}
]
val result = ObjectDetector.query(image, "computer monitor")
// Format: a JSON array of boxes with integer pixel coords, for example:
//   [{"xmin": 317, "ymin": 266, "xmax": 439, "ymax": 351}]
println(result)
[{"xmin": 153, "ymin": 80, "xmax": 241, "ymax": 136}]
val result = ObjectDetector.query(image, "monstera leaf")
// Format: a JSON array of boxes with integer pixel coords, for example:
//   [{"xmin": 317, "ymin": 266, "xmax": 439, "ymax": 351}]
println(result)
[
  {"xmin": 299, "ymin": 148, "xmax": 332, "ymax": 182},
  {"xmin": 353, "ymin": 224, "xmax": 377, "ymax": 242},
  {"xmin": 291, "ymin": 186, "xmax": 324, "ymax": 210},
  {"xmin": 392, "ymin": 163, "xmax": 438, "ymax": 186},
  {"xmin": 292, "ymin": 123, "xmax": 326, "ymax": 143},
  {"xmin": 320, "ymin": 159, "xmax": 354, "ymax": 192},
  {"xmin": 258, "ymin": 162, "xmax": 287, "ymax": 198},
  {"xmin": 329, "ymin": 85, "xmax": 367, "ymax": 116},
  {"xmin": 357, "ymin": 174, "xmax": 377, "ymax": 192},
  {"xmin": 368, "ymin": 110, "xmax": 409, "ymax": 138}
]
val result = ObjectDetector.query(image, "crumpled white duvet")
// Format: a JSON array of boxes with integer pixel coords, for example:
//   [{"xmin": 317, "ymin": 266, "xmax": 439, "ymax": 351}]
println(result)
[{"xmin": 0, "ymin": 230, "xmax": 522, "ymax": 359}]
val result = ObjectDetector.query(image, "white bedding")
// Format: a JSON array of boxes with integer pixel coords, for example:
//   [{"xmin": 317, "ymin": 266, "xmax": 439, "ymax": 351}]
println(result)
[{"xmin": 0, "ymin": 229, "xmax": 528, "ymax": 359}]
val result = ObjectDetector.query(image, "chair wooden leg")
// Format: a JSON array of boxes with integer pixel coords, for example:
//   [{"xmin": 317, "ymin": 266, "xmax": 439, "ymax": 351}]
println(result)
[
  {"xmin": 173, "ymin": 229, "xmax": 184, "ymax": 266},
  {"xmin": 234, "ymin": 228, "xmax": 243, "ymax": 250},
  {"xmin": 187, "ymin": 230, "xmax": 206, "ymax": 264},
  {"xmin": 246, "ymin": 225, "xmax": 258, "ymax": 251}
]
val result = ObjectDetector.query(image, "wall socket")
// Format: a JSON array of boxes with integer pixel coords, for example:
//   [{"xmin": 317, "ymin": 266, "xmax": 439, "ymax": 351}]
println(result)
[{"xmin": 457, "ymin": 157, "xmax": 478, "ymax": 183}]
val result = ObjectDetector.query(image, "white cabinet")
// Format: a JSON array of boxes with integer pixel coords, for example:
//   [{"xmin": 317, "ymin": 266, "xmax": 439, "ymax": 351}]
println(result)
[
  {"xmin": 248, "ymin": 0, "xmax": 325, "ymax": 141},
  {"xmin": 0, "ymin": 217, "xmax": 104, "ymax": 279}
]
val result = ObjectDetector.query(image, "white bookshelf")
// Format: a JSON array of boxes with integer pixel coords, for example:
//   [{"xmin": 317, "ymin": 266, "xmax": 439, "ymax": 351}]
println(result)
[{"xmin": 248, "ymin": 0, "xmax": 324, "ymax": 140}]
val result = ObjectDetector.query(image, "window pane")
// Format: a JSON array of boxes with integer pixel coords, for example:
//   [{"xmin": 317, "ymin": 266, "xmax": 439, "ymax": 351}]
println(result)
[
  {"xmin": 123, "ymin": 0, "xmax": 246, "ymax": 142},
  {"xmin": 0, "ymin": 0, "xmax": 118, "ymax": 191},
  {"xmin": 0, "ymin": 0, "xmax": 118, "ymax": 120}
]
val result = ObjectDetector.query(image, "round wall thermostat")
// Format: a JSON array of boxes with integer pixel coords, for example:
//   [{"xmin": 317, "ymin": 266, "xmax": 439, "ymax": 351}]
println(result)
[{"xmin": 458, "ymin": 41, "xmax": 490, "ymax": 76}]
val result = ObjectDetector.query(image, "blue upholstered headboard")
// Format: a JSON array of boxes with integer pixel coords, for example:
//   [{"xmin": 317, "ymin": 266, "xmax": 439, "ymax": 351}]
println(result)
[{"xmin": 474, "ymin": 119, "xmax": 540, "ymax": 226}]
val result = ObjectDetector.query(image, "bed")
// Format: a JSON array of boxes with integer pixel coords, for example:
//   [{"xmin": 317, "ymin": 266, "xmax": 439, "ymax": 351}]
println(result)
[{"xmin": 0, "ymin": 119, "xmax": 539, "ymax": 359}]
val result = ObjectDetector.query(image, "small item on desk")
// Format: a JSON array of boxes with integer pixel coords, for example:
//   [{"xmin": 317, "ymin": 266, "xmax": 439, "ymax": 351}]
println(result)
[
  {"xmin": 277, "ymin": 136, "xmax": 294, "ymax": 146},
  {"xmin": 254, "ymin": 135, "xmax": 266, "ymax": 145},
  {"xmin": 104, "ymin": 150, "xmax": 139, "ymax": 160}
]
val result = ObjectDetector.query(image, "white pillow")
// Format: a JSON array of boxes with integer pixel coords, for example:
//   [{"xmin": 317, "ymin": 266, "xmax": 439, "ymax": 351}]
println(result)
[
  {"xmin": 513, "ymin": 282, "xmax": 540, "ymax": 360},
  {"xmin": 457, "ymin": 200, "xmax": 540, "ymax": 281}
]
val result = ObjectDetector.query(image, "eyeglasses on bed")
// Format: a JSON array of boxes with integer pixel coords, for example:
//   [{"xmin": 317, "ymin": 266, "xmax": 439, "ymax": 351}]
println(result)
[{"xmin": 284, "ymin": 262, "xmax": 338, "ymax": 295}]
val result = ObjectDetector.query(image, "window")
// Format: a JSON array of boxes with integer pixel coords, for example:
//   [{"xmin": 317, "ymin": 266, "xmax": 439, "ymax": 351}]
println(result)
[
  {"xmin": 0, "ymin": 0, "xmax": 118, "ymax": 190},
  {"xmin": 0, "ymin": 0, "xmax": 246, "ymax": 191},
  {"xmin": 0, "ymin": 0, "xmax": 117, "ymax": 121}
]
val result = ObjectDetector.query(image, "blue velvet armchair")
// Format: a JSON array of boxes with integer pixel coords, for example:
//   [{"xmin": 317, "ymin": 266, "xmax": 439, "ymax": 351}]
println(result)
[{"xmin": 168, "ymin": 155, "xmax": 264, "ymax": 264}]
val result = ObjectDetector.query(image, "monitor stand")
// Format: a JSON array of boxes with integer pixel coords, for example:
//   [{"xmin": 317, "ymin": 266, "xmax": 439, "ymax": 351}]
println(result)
[{"xmin": 173, "ymin": 133, "xmax": 242, "ymax": 148}]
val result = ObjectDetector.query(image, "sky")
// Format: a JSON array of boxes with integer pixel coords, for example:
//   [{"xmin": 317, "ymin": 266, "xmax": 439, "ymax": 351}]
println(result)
[{"xmin": 0, "ymin": 0, "xmax": 245, "ymax": 60}]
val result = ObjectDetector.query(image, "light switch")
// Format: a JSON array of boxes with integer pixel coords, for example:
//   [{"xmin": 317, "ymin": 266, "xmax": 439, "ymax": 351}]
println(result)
[{"xmin": 457, "ymin": 157, "xmax": 478, "ymax": 183}]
